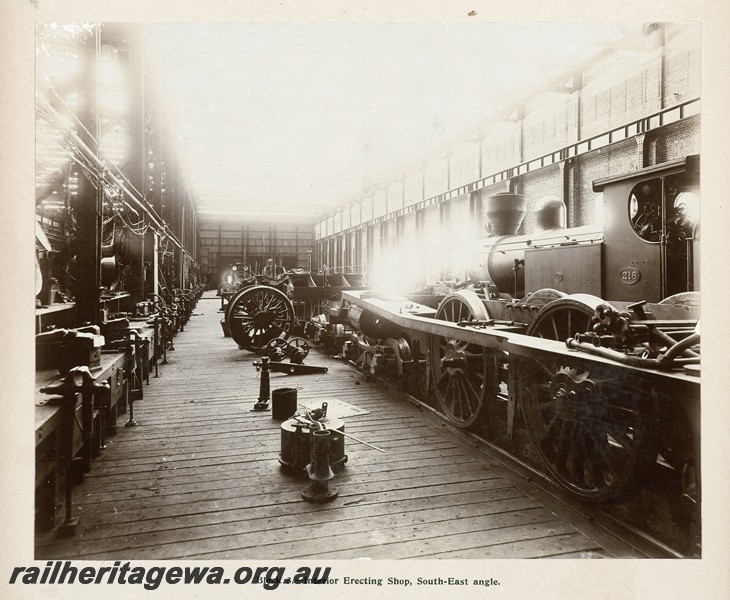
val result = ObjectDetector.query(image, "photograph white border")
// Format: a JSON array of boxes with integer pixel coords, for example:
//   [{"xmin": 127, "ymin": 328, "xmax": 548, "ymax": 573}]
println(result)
[{"xmin": 2, "ymin": 1, "xmax": 729, "ymax": 598}]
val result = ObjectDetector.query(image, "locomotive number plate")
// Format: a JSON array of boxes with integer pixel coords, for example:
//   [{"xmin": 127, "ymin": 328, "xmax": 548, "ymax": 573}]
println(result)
[{"xmin": 619, "ymin": 267, "xmax": 641, "ymax": 285}]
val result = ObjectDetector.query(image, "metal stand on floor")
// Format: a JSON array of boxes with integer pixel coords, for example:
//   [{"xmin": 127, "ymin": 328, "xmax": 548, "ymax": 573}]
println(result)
[
  {"xmin": 125, "ymin": 345, "xmax": 138, "ymax": 428},
  {"xmin": 302, "ymin": 428, "xmax": 338, "ymax": 502},
  {"xmin": 251, "ymin": 356, "xmax": 271, "ymax": 411}
]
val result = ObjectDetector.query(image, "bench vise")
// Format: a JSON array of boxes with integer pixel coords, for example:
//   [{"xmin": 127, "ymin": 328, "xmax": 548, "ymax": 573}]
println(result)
[{"xmin": 36, "ymin": 326, "xmax": 105, "ymax": 374}]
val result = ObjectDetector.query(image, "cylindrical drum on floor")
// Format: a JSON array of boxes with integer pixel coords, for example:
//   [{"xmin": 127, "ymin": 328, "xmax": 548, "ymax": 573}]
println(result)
[
  {"xmin": 279, "ymin": 416, "xmax": 347, "ymax": 475},
  {"xmin": 272, "ymin": 387, "xmax": 298, "ymax": 421}
]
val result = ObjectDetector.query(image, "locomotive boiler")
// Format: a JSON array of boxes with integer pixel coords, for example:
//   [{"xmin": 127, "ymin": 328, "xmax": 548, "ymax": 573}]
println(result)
[
  {"xmin": 467, "ymin": 154, "xmax": 699, "ymax": 303},
  {"xmin": 339, "ymin": 153, "xmax": 701, "ymax": 537}
]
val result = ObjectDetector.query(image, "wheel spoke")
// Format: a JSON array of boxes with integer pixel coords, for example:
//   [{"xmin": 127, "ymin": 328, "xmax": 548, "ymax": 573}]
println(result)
[
  {"xmin": 462, "ymin": 375, "xmax": 480, "ymax": 410},
  {"xmin": 552, "ymin": 420, "xmax": 571, "ymax": 473},
  {"xmin": 455, "ymin": 377, "xmax": 469, "ymax": 418},
  {"xmin": 586, "ymin": 432, "xmax": 614, "ymax": 488},
  {"xmin": 442, "ymin": 373, "xmax": 454, "ymax": 397},
  {"xmin": 604, "ymin": 424, "xmax": 635, "ymax": 452},
  {"xmin": 543, "ymin": 409, "xmax": 561, "ymax": 440},
  {"xmin": 551, "ymin": 315, "xmax": 560, "ymax": 341}
]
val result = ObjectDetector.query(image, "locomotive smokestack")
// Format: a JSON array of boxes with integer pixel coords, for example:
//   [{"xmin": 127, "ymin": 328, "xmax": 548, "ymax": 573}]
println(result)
[{"xmin": 481, "ymin": 192, "xmax": 526, "ymax": 235}]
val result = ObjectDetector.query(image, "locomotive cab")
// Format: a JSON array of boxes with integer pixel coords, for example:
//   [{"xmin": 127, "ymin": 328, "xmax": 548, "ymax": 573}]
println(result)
[{"xmin": 594, "ymin": 154, "xmax": 699, "ymax": 303}]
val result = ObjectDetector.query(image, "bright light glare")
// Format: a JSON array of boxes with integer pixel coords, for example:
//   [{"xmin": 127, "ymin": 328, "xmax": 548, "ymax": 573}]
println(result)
[
  {"xmin": 100, "ymin": 127, "xmax": 129, "ymax": 166},
  {"xmin": 369, "ymin": 211, "xmax": 481, "ymax": 293},
  {"xmin": 594, "ymin": 193, "xmax": 605, "ymax": 228},
  {"xmin": 675, "ymin": 191, "xmax": 700, "ymax": 222},
  {"xmin": 445, "ymin": 213, "xmax": 479, "ymax": 281},
  {"xmin": 101, "ymin": 49, "xmax": 129, "ymax": 90},
  {"xmin": 145, "ymin": 22, "xmax": 637, "ymax": 222},
  {"xmin": 369, "ymin": 248, "xmax": 422, "ymax": 296},
  {"xmin": 100, "ymin": 91, "xmax": 129, "ymax": 115}
]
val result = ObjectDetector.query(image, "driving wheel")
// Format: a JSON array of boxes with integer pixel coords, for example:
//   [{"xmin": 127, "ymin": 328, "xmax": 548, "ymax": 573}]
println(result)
[
  {"xmin": 225, "ymin": 285, "xmax": 295, "ymax": 352},
  {"xmin": 429, "ymin": 289, "xmax": 497, "ymax": 429},
  {"xmin": 522, "ymin": 294, "xmax": 658, "ymax": 503}
]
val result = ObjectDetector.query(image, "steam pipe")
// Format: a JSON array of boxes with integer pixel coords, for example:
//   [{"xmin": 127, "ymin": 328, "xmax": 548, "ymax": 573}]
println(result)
[
  {"xmin": 662, "ymin": 333, "xmax": 700, "ymax": 363},
  {"xmin": 38, "ymin": 95, "xmax": 193, "ymax": 261},
  {"xmin": 566, "ymin": 336, "xmax": 700, "ymax": 370},
  {"xmin": 650, "ymin": 327, "xmax": 700, "ymax": 358}
]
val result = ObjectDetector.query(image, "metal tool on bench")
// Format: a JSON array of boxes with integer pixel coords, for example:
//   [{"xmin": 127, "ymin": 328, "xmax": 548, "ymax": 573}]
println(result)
[
  {"xmin": 106, "ymin": 330, "xmax": 147, "ymax": 399},
  {"xmin": 103, "ymin": 318, "xmax": 151, "ymax": 387},
  {"xmin": 36, "ymin": 326, "xmax": 105, "ymax": 374},
  {"xmin": 150, "ymin": 313, "xmax": 167, "ymax": 371},
  {"xmin": 105, "ymin": 331, "xmax": 145, "ymax": 426}
]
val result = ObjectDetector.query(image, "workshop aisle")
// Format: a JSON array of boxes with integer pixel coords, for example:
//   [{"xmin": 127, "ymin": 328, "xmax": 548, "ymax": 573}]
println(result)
[{"xmin": 35, "ymin": 291, "xmax": 640, "ymax": 560}]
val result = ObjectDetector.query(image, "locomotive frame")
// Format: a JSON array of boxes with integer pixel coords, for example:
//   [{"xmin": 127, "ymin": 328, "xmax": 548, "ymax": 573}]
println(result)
[{"xmin": 332, "ymin": 155, "xmax": 701, "ymax": 550}]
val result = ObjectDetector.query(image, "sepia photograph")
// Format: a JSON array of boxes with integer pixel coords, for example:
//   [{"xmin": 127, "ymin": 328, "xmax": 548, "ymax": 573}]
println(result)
[{"xmin": 2, "ymin": 2, "xmax": 729, "ymax": 599}]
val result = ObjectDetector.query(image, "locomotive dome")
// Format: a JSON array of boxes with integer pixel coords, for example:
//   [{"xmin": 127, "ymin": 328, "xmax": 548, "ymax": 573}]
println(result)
[{"xmin": 534, "ymin": 196, "xmax": 567, "ymax": 231}]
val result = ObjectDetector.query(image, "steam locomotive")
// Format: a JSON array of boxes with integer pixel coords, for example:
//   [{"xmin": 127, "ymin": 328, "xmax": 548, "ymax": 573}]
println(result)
[
  {"xmin": 339, "ymin": 155, "xmax": 701, "ymax": 531},
  {"xmin": 467, "ymin": 155, "xmax": 699, "ymax": 304}
]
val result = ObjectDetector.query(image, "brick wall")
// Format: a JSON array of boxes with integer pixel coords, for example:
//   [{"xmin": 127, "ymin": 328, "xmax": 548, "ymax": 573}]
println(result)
[
  {"xmin": 373, "ymin": 189, "xmax": 387, "ymax": 218},
  {"xmin": 315, "ymin": 24, "xmax": 701, "ymax": 286},
  {"xmin": 664, "ymin": 22, "xmax": 701, "ymax": 106},
  {"xmin": 522, "ymin": 95, "xmax": 579, "ymax": 161},
  {"xmin": 361, "ymin": 196, "xmax": 373, "ymax": 222},
  {"xmin": 387, "ymin": 181, "xmax": 404, "ymax": 212},
  {"xmin": 654, "ymin": 115, "xmax": 700, "ymax": 163},
  {"xmin": 517, "ymin": 167, "xmax": 563, "ymax": 234},
  {"xmin": 574, "ymin": 138, "xmax": 640, "ymax": 226},
  {"xmin": 581, "ymin": 52, "xmax": 663, "ymax": 139},
  {"xmin": 424, "ymin": 158, "xmax": 449, "ymax": 198}
]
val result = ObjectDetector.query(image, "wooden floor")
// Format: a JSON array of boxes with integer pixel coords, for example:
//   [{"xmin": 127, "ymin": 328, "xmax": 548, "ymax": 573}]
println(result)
[{"xmin": 35, "ymin": 292, "xmax": 643, "ymax": 560}]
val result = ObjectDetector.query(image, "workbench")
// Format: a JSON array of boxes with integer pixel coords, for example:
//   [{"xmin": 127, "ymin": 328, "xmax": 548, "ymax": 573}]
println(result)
[
  {"xmin": 126, "ymin": 323, "xmax": 155, "ymax": 397},
  {"xmin": 34, "ymin": 351, "xmax": 127, "ymax": 532}
]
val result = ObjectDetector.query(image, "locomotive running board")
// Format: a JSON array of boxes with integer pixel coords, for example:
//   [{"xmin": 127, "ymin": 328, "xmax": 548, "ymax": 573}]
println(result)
[{"xmin": 340, "ymin": 289, "xmax": 699, "ymax": 391}]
